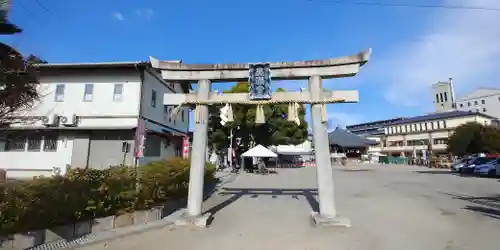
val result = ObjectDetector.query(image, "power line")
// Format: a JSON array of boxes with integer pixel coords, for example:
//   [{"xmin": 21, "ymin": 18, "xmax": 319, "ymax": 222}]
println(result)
[
  {"xmin": 32, "ymin": 0, "xmax": 65, "ymax": 24},
  {"xmin": 305, "ymin": 0, "xmax": 500, "ymax": 12},
  {"xmin": 33, "ymin": 0, "xmax": 59, "ymax": 19}
]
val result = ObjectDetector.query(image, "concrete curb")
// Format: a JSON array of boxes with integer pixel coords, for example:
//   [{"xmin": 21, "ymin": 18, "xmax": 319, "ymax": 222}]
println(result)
[{"xmin": 23, "ymin": 174, "xmax": 237, "ymax": 250}]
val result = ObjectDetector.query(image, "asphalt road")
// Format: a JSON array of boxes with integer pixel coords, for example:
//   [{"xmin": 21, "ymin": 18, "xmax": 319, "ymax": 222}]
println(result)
[{"xmin": 76, "ymin": 164, "xmax": 500, "ymax": 250}]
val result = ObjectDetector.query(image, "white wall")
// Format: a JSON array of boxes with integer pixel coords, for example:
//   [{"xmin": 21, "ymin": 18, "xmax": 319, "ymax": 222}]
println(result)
[
  {"xmin": 12, "ymin": 71, "xmax": 142, "ymax": 129},
  {"xmin": 0, "ymin": 135, "xmax": 73, "ymax": 179},
  {"xmin": 381, "ymin": 114, "xmax": 495, "ymax": 154},
  {"xmin": 141, "ymin": 70, "xmax": 189, "ymax": 133},
  {"xmin": 456, "ymin": 92, "xmax": 500, "ymax": 119}
]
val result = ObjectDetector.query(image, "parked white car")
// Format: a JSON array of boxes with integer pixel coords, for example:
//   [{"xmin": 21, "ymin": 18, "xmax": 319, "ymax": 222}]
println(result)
[{"xmin": 473, "ymin": 158, "xmax": 500, "ymax": 176}]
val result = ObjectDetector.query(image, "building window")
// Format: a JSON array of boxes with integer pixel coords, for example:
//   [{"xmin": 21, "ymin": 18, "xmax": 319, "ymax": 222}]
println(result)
[
  {"xmin": 483, "ymin": 108, "xmax": 487, "ymax": 112},
  {"xmin": 163, "ymin": 138, "xmax": 170, "ymax": 149},
  {"xmin": 54, "ymin": 84, "xmax": 65, "ymax": 102},
  {"xmin": 83, "ymin": 84, "xmax": 94, "ymax": 102},
  {"xmin": 168, "ymin": 107, "xmax": 172, "ymax": 123},
  {"xmin": 181, "ymin": 110, "xmax": 185, "ymax": 122},
  {"xmin": 474, "ymin": 100, "xmax": 478, "ymax": 106},
  {"xmin": 439, "ymin": 93, "xmax": 444, "ymax": 103},
  {"xmin": 163, "ymin": 105, "xmax": 169, "ymax": 122},
  {"xmin": 4, "ymin": 135, "xmax": 26, "ymax": 151},
  {"xmin": 113, "ymin": 84, "xmax": 123, "ymax": 101},
  {"xmin": 459, "ymin": 103, "xmax": 463, "ymax": 108},
  {"xmin": 444, "ymin": 92, "xmax": 448, "ymax": 102},
  {"xmin": 151, "ymin": 89, "xmax": 157, "ymax": 108},
  {"xmin": 436, "ymin": 94, "xmax": 440, "ymax": 103},
  {"xmin": 468, "ymin": 102, "xmax": 471, "ymax": 106},
  {"xmin": 43, "ymin": 136, "xmax": 58, "ymax": 152},
  {"xmin": 27, "ymin": 135, "xmax": 42, "ymax": 151},
  {"xmin": 437, "ymin": 121, "xmax": 441, "ymax": 129},
  {"xmin": 481, "ymin": 99, "xmax": 485, "ymax": 104},
  {"xmin": 433, "ymin": 138, "xmax": 448, "ymax": 145},
  {"xmin": 443, "ymin": 121, "xmax": 447, "ymax": 129}
]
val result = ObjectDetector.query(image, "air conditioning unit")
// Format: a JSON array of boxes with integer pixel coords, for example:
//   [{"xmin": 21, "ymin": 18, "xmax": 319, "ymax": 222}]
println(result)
[
  {"xmin": 61, "ymin": 114, "xmax": 79, "ymax": 126},
  {"xmin": 42, "ymin": 114, "xmax": 60, "ymax": 126}
]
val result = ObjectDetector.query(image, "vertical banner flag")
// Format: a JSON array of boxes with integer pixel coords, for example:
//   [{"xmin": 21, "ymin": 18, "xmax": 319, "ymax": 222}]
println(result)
[
  {"xmin": 182, "ymin": 136, "xmax": 189, "ymax": 159},
  {"xmin": 134, "ymin": 119, "xmax": 146, "ymax": 158}
]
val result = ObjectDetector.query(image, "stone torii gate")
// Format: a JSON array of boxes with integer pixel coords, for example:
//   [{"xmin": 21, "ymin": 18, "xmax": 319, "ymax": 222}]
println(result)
[{"xmin": 150, "ymin": 49, "xmax": 371, "ymax": 227}]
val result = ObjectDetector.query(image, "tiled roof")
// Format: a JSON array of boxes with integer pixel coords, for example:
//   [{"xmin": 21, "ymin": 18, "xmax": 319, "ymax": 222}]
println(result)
[
  {"xmin": 346, "ymin": 117, "xmax": 404, "ymax": 129},
  {"xmin": 34, "ymin": 61, "xmax": 148, "ymax": 69},
  {"xmin": 390, "ymin": 110, "xmax": 495, "ymax": 126},
  {"xmin": 328, "ymin": 127, "xmax": 379, "ymax": 147}
]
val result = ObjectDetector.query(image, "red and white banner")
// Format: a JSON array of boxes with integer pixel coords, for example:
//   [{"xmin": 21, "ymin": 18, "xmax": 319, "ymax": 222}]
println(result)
[
  {"xmin": 134, "ymin": 119, "xmax": 146, "ymax": 158},
  {"xmin": 182, "ymin": 136, "xmax": 189, "ymax": 159}
]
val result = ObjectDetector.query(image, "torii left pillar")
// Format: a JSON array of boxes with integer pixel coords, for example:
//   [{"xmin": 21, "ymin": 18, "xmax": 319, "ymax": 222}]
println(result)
[{"xmin": 175, "ymin": 79, "xmax": 213, "ymax": 227}]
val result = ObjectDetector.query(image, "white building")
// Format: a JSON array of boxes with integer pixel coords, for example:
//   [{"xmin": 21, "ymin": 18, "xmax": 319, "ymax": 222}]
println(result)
[
  {"xmin": 0, "ymin": 61, "xmax": 190, "ymax": 179},
  {"xmin": 432, "ymin": 78, "xmax": 456, "ymax": 113},
  {"xmin": 455, "ymin": 88, "xmax": 500, "ymax": 119},
  {"xmin": 380, "ymin": 110, "xmax": 496, "ymax": 157}
]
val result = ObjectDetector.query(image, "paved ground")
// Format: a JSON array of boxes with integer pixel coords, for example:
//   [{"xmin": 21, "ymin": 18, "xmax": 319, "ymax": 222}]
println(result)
[{"xmin": 77, "ymin": 164, "xmax": 500, "ymax": 250}]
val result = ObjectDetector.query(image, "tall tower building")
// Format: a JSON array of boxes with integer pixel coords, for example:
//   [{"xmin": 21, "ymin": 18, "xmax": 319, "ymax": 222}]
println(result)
[{"xmin": 432, "ymin": 78, "xmax": 456, "ymax": 113}]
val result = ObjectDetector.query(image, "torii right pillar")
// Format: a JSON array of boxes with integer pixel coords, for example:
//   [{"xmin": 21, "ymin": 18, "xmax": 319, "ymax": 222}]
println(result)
[{"xmin": 309, "ymin": 75, "xmax": 351, "ymax": 227}]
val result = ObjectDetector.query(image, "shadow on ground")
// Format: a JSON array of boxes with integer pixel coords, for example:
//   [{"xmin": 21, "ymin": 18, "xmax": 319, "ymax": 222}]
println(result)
[
  {"xmin": 414, "ymin": 170, "xmax": 475, "ymax": 177},
  {"xmin": 203, "ymin": 188, "xmax": 319, "ymax": 222},
  {"xmin": 446, "ymin": 193, "xmax": 500, "ymax": 219},
  {"xmin": 337, "ymin": 169, "xmax": 374, "ymax": 172}
]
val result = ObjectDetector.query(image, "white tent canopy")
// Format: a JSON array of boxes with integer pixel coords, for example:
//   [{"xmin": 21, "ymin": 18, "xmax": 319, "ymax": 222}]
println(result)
[
  {"xmin": 369, "ymin": 152, "xmax": 386, "ymax": 157},
  {"xmin": 270, "ymin": 145, "xmax": 313, "ymax": 155},
  {"xmin": 242, "ymin": 144, "xmax": 278, "ymax": 158}
]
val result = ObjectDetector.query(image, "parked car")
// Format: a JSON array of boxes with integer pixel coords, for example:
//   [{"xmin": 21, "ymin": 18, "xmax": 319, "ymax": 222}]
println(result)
[
  {"xmin": 473, "ymin": 158, "xmax": 500, "ymax": 176},
  {"xmin": 451, "ymin": 158, "xmax": 470, "ymax": 172},
  {"xmin": 461, "ymin": 157, "xmax": 496, "ymax": 174},
  {"xmin": 497, "ymin": 162, "xmax": 500, "ymax": 177}
]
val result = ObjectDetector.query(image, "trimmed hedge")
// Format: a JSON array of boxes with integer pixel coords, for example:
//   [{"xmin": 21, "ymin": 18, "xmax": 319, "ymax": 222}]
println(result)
[{"xmin": 0, "ymin": 157, "xmax": 216, "ymax": 235}]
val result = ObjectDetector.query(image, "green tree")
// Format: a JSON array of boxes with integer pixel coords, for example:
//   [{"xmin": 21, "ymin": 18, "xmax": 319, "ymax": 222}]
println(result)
[
  {"xmin": 0, "ymin": 44, "xmax": 40, "ymax": 125},
  {"xmin": 447, "ymin": 122, "xmax": 500, "ymax": 156},
  {"xmin": 207, "ymin": 82, "xmax": 308, "ymax": 153},
  {"xmin": 25, "ymin": 54, "xmax": 48, "ymax": 64},
  {"xmin": 0, "ymin": 0, "xmax": 22, "ymax": 34}
]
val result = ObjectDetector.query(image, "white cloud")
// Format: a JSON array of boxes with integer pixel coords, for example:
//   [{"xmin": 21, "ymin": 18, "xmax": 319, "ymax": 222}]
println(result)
[
  {"xmin": 136, "ymin": 8, "xmax": 154, "ymax": 21},
  {"xmin": 380, "ymin": 0, "xmax": 500, "ymax": 108},
  {"xmin": 112, "ymin": 12, "xmax": 124, "ymax": 21},
  {"xmin": 327, "ymin": 111, "xmax": 365, "ymax": 129}
]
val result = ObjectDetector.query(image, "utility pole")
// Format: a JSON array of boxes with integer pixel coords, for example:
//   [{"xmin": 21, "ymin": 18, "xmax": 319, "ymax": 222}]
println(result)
[
  {"xmin": 228, "ymin": 128, "xmax": 233, "ymax": 168},
  {"xmin": 220, "ymin": 104, "xmax": 234, "ymax": 169}
]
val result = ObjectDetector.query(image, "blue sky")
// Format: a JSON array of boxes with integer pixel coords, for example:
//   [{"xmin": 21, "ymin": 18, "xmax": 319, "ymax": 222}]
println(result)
[{"xmin": 2, "ymin": 0, "xmax": 499, "ymax": 130}]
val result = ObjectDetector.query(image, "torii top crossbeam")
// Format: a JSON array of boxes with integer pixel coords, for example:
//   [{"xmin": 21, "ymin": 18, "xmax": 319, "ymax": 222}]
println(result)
[{"xmin": 149, "ymin": 49, "xmax": 371, "ymax": 82}]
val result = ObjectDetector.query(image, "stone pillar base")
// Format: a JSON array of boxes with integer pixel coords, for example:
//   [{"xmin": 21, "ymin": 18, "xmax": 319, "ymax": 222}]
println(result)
[
  {"xmin": 310, "ymin": 212, "xmax": 351, "ymax": 228},
  {"xmin": 172, "ymin": 209, "xmax": 212, "ymax": 228}
]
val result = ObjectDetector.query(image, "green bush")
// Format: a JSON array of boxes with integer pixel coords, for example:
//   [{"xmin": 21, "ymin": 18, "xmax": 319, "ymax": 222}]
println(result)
[{"xmin": 0, "ymin": 157, "xmax": 216, "ymax": 235}]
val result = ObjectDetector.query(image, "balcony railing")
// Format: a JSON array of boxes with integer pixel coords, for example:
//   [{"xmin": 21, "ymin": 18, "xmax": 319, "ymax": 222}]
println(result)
[{"xmin": 380, "ymin": 144, "xmax": 446, "ymax": 152}]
